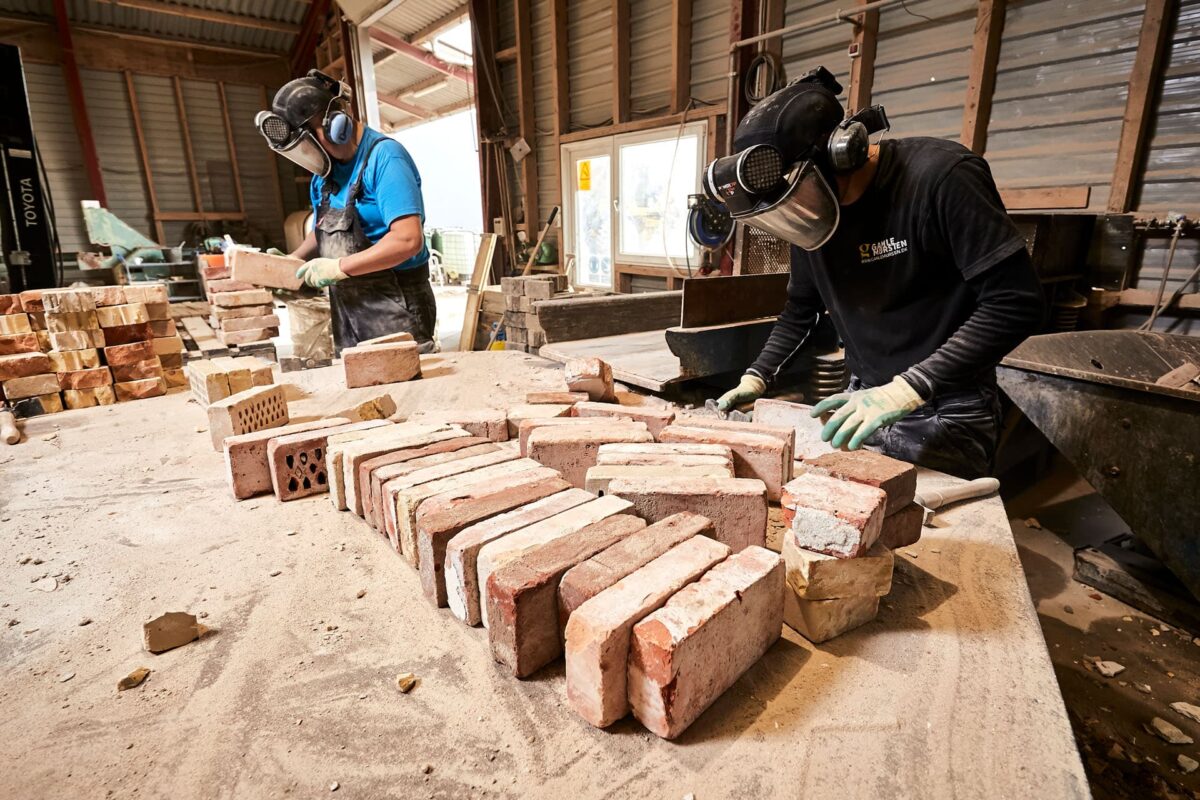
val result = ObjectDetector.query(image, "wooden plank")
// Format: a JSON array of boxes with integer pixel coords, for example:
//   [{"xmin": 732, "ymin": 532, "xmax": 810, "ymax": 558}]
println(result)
[
  {"xmin": 1075, "ymin": 544, "xmax": 1200, "ymax": 636},
  {"xmin": 52, "ymin": 0, "xmax": 106, "ymax": 207},
  {"xmin": 535, "ymin": 291, "xmax": 682, "ymax": 343},
  {"xmin": 514, "ymin": 0, "xmax": 539, "ymax": 231},
  {"xmin": 612, "ymin": 0, "xmax": 631, "ymax": 124},
  {"xmin": 960, "ymin": 0, "xmax": 1006, "ymax": 154},
  {"xmin": 1118, "ymin": 288, "xmax": 1200, "ymax": 311},
  {"xmin": 217, "ymin": 82, "xmax": 245, "ymax": 215},
  {"xmin": 458, "ymin": 233, "xmax": 499, "ymax": 351},
  {"xmin": 669, "ymin": 0, "xmax": 692, "ymax": 113},
  {"xmin": 558, "ymin": 104, "xmax": 724, "ymax": 144},
  {"xmin": 538, "ymin": 329, "xmax": 685, "ymax": 392},
  {"xmin": 96, "ymin": 0, "xmax": 299, "ymax": 34},
  {"xmin": 1107, "ymin": 0, "xmax": 1175, "ymax": 213},
  {"xmin": 179, "ymin": 316, "xmax": 229, "ymax": 357},
  {"xmin": 550, "ymin": 0, "xmax": 569, "ymax": 207},
  {"xmin": 999, "ymin": 186, "xmax": 1091, "ymax": 210},
  {"xmin": 124, "ymin": 70, "xmax": 164, "ymax": 244},
  {"xmin": 846, "ymin": 0, "xmax": 879, "ymax": 113},
  {"xmin": 338, "ymin": 14, "xmax": 358, "ymax": 120},
  {"xmin": 680, "ymin": 274, "xmax": 789, "ymax": 328},
  {"xmin": 173, "ymin": 76, "xmax": 204, "ymax": 214}
]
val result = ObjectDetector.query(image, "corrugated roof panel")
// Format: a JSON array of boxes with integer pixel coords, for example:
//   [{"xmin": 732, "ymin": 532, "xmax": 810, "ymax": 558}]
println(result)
[
  {"xmin": 630, "ymin": 0, "xmax": 671, "ymax": 116},
  {"xmin": 182, "ymin": 78, "xmax": 238, "ymax": 212},
  {"xmin": 377, "ymin": 0, "xmax": 468, "ymax": 39},
  {"xmin": 568, "ymin": 0, "xmax": 612, "ymax": 129},
  {"xmin": 131, "ymin": 73, "xmax": 195, "ymax": 219},
  {"xmin": 690, "ymin": 0, "xmax": 729, "ymax": 103}
]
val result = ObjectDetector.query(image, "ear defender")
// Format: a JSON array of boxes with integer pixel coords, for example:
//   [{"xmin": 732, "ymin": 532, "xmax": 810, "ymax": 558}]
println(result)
[
  {"xmin": 826, "ymin": 119, "xmax": 870, "ymax": 172},
  {"xmin": 327, "ymin": 109, "xmax": 352, "ymax": 145}
]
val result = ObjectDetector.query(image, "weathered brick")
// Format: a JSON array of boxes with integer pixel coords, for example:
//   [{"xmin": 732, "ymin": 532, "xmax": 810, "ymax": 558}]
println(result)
[
  {"xmin": 658, "ymin": 424, "xmax": 791, "ymax": 501},
  {"xmin": 41, "ymin": 288, "xmax": 96, "ymax": 313},
  {"xmin": 150, "ymin": 335, "xmax": 184, "ymax": 356},
  {"xmin": 573, "ymin": 401, "xmax": 675, "ymax": 438},
  {"xmin": 565, "ymin": 534, "xmax": 730, "ymax": 727},
  {"xmin": 516, "ymin": 415, "xmax": 631, "ymax": 455},
  {"xmin": 0, "ymin": 352, "xmax": 51, "ymax": 381},
  {"xmin": 804, "ymin": 450, "xmax": 917, "ymax": 515},
  {"xmin": 596, "ymin": 441, "xmax": 734, "ymax": 470},
  {"xmin": 878, "ymin": 502, "xmax": 923, "ymax": 549},
  {"xmin": 506, "ymin": 403, "xmax": 574, "ymax": 439},
  {"xmin": 628, "ymin": 546, "xmax": 783, "ymax": 739},
  {"xmin": 781, "ymin": 472, "xmax": 886, "ymax": 558},
  {"xmin": 26, "ymin": 311, "xmax": 45, "ymax": 331},
  {"xmin": 325, "ymin": 426, "xmax": 406, "ymax": 510},
  {"xmin": 322, "ymin": 423, "xmax": 448, "ymax": 510},
  {"xmin": 210, "ymin": 356, "xmax": 253, "ymax": 394},
  {"xmin": 784, "ymin": 538, "xmax": 893, "ymax": 600},
  {"xmin": 57, "ymin": 367, "xmax": 114, "ymax": 390},
  {"xmin": 143, "ymin": 302, "xmax": 170, "ymax": 321},
  {"xmin": 212, "ymin": 303, "xmax": 273, "ymax": 321},
  {"xmin": 187, "ymin": 360, "xmax": 231, "ymax": 406},
  {"xmin": 267, "ymin": 421, "xmax": 394, "ymax": 502},
  {"xmin": 104, "ymin": 340, "xmax": 156, "ymax": 366},
  {"xmin": 216, "ymin": 327, "xmax": 277, "ymax": 346},
  {"xmin": 526, "ymin": 391, "xmax": 588, "ymax": 404},
  {"xmin": 99, "ymin": 322, "xmax": 153, "ymax": 346},
  {"xmin": 0, "ymin": 332, "xmax": 40, "ymax": 355},
  {"xmin": 62, "ymin": 386, "xmax": 116, "ymax": 409},
  {"xmin": 109, "ymin": 358, "xmax": 162, "ymax": 383},
  {"xmin": 211, "ymin": 289, "xmax": 273, "ymax": 308},
  {"xmin": 476, "ymin": 494, "xmax": 635, "ymax": 629},
  {"xmin": 90, "ymin": 286, "xmax": 127, "ymax": 307},
  {"xmin": 564, "ymin": 357, "xmax": 615, "ymax": 402},
  {"xmin": 0, "ymin": 294, "xmax": 22, "ymax": 314},
  {"xmin": 114, "ymin": 377, "xmax": 166, "ymax": 402},
  {"xmin": 527, "ymin": 423, "xmax": 654, "ymax": 488},
  {"xmin": 783, "ymin": 590, "xmax": 879, "ymax": 643},
  {"xmin": 95, "ymin": 303, "xmax": 148, "ymax": 328},
  {"xmin": 584, "ymin": 464, "xmax": 733, "ymax": 496},
  {"xmin": 325, "ymin": 392, "xmax": 396, "ymax": 422},
  {"xmin": 417, "ymin": 473, "xmax": 572, "ymax": 607},
  {"xmin": 148, "ymin": 319, "xmax": 177, "ymax": 338},
  {"xmin": 122, "ymin": 282, "xmax": 169, "ymax": 304},
  {"xmin": 219, "ymin": 314, "xmax": 281, "ymax": 333},
  {"xmin": 446, "ymin": 489, "xmax": 596, "ymax": 626},
  {"xmin": 223, "ymin": 418, "xmax": 357, "ymax": 499},
  {"xmin": 35, "ymin": 331, "xmax": 50, "ymax": 351},
  {"xmin": 341, "ymin": 426, "xmax": 466, "ymax": 517},
  {"xmin": 488, "ymin": 515, "xmax": 646, "ymax": 678},
  {"xmin": 608, "ymin": 476, "xmax": 768, "ymax": 552},
  {"xmin": 672, "ymin": 413, "xmax": 796, "ymax": 450},
  {"xmin": 206, "ymin": 278, "xmax": 257, "ymax": 294},
  {"xmin": 235, "ymin": 356, "xmax": 273, "ymax": 386},
  {"xmin": 46, "ymin": 310, "xmax": 100, "ymax": 333},
  {"xmin": 362, "ymin": 438, "xmax": 495, "ymax": 530},
  {"xmin": 228, "ymin": 248, "xmax": 304, "ymax": 290},
  {"xmin": 408, "ymin": 408, "xmax": 509, "ymax": 441},
  {"xmin": 206, "ymin": 384, "xmax": 288, "ymax": 451},
  {"xmin": 159, "ymin": 352, "xmax": 184, "ymax": 370},
  {"xmin": 50, "ymin": 329, "xmax": 105, "ymax": 351},
  {"xmin": 17, "ymin": 290, "xmax": 43, "ymax": 312},
  {"xmin": 752, "ymin": 397, "xmax": 836, "ymax": 459},
  {"xmin": 358, "ymin": 330, "xmax": 415, "ymax": 346},
  {"xmin": 3, "ymin": 373, "xmax": 60, "ymax": 399},
  {"xmin": 0, "ymin": 314, "xmax": 32, "ymax": 335},
  {"xmin": 343, "ymin": 341, "xmax": 421, "ymax": 387},
  {"xmin": 47, "ymin": 349, "xmax": 99, "ymax": 372}
]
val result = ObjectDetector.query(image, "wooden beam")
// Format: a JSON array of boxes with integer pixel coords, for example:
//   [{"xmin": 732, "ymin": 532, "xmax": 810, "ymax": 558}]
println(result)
[
  {"xmin": 961, "ymin": 0, "xmax": 1006, "ymax": 154},
  {"xmin": 155, "ymin": 211, "xmax": 246, "ymax": 222},
  {"xmin": 468, "ymin": 0, "xmax": 503, "ymax": 238},
  {"xmin": 51, "ymin": 0, "xmax": 106, "ymax": 206},
  {"xmin": 368, "ymin": 27, "xmax": 473, "ymax": 83},
  {"xmin": 846, "ymin": 0, "xmax": 879, "ymax": 113},
  {"xmin": 385, "ymin": 98, "xmax": 474, "ymax": 131},
  {"xmin": 1118, "ymin": 288, "xmax": 1200, "ymax": 311},
  {"xmin": 338, "ymin": 13, "xmax": 358, "ymax": 119},
  {"xmin": 728, "ymin": 0, "xmax": 759, "ymax": 139},
  {"xmin": 495, "ymin": 45, "xmax": 517, "ymax": 62},
  {"xmin": 95, "ymin": 0, "xmax": 299, "ymax": 35},
  {"xmin": 378, "ymin": 92, "xmax": 433, "ymax": 119},
  {"xmin": 669, "ymin": 0, "xmax": 692, "ymax": 113},
  {"xmin": 999, "ymin": 186, "xmax": 1091, "ymax": 210},
  {"xmin": 123, "ymin": 70, "xmax": 164, "ymax": 244},
  {"xmin": 612, "ymin": 0, "xmax": 630, "ymax": 124},
  {"xmin": 216, "ymin": 82, "xmax": 245, "ymax": 216},
  {"xmin": 290, "ymin": 0, "xmax": 331, "ymax": 76},
  {"xmin": 559, "ymin": 104, "xmax": 723, "ymax": 144},
  {"xmin": 409, "ymin": 3, "xmax": 469, "ymax": 45},
  {"xmin": 172, "ymin": 76, "xmax": 204, "ymax": 214},
  {"xmin": 361, "ymin": 0, "xmax": 406, "ymax": 28},
  {"xmin": 394, "ymin": 74, "xmax": 450, "ymax": 98},
  {"xmin": 1108, "ymin": 0, "xmax": 1175, "ymax": 213},
  {"xmin": 550, "ymin": 0, "xmax": 569, "ymax": 208},
  {"xmin": 514, "ymin": 0, "xmax": 539, "ymax": 229}
]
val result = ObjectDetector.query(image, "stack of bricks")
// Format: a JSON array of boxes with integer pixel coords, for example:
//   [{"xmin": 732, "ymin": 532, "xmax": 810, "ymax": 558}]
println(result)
[
  {"xmin": 583, "ymin": 442, "xmax": 734, "ymax": 495},
  {"xmin": 342, "ymin": 331, "xmax": 421, "ymax": 388},
  {"xmin": 186, "ymin": 355, "xmax": 275, "ymax": 407},
  {"xmin": 500, "ymin": 274, "xmax": 568, "ymax": 353},
  {"xmin": 14, "ymin": 290, "xmax": 50, "ymax": 352},
  {"xmin": 87, "ymin": 285, "xmax": 166, "ymax": 403},
  {"xmin": 778, "ymin": 449, "xmax": 918, "ymax": 643},
  {"xmin": 0, "ymin": 292, "xmax": 62, "ymax": 415},
  {"xmin": 202, "ymin": 252, "xmax": 280, "ymax": 346}
]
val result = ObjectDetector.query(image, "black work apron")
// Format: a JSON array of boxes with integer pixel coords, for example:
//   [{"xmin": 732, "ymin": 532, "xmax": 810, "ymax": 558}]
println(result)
[{"xmin": 316, "ymin": 138, "xmax": 438, "ymax": 356}]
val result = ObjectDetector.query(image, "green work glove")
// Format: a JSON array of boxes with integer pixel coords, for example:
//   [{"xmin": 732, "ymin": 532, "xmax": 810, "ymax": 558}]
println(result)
[
  {"xmin": 715, "ymin": 374, "xmax": 766, "ymax": 414},
  {"xmin": 811, "ymin": 376, "xmax": 925, "ymax": 450},
  {"xmin": 296, "ymin": 257, "xmax": 348, "ymax": 289},
  {"xmin": 266, "ymin": 247, "xmax": 286, "ymax": 257}
]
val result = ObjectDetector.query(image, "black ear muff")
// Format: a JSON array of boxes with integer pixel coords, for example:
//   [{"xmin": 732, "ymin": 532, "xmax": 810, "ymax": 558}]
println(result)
[{"xmin": 827, "ymin": 119, "xmax": 869, "ymax": 172}]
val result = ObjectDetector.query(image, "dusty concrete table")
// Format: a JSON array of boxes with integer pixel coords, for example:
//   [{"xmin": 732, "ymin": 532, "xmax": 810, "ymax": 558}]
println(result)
[{"xmin": 0, "ymin": 352, "xmax": 1089, "ymax": 798}]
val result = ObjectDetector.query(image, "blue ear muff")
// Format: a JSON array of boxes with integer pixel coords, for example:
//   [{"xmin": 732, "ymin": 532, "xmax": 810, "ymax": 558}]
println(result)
[{"xmin": 327, "ymin": 112, "xmax": 352, "ymax": 145}]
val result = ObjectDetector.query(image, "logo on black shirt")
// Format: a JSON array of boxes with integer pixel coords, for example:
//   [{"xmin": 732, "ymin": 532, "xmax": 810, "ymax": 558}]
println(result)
[{"xmin": 859, "ymin": 237, "xmax": 909, "ymax": 264}]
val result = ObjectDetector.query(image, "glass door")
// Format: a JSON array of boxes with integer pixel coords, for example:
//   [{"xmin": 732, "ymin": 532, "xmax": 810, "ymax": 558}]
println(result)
[{"xmin": 562, "ymin": 140, "xmax": 614, "ymax": 289}]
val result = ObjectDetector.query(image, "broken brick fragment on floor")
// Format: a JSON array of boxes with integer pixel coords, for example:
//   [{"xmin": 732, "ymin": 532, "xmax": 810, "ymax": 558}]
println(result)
[{"xmin": 563, "ymin": 357, "xmax": 616, "ymax": 402}]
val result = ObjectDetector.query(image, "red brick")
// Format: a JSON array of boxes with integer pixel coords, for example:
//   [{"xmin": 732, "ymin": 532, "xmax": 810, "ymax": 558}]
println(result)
[
  {"xmin": 148, "ymin": 319, "xmax": 177, "ymax": 338},
  {"xmin": 658, "ymin": 424, "xmax": 791, "ymax": 501},
  {"xmin": 25, "ymin": 311, "xmax": 45, "ymax": 331},
  {"xmin": 878, "ymin": 502, "xmax": 923, "ymax": 549},
  {"xmin": 564, "ymin": 357, "xmax": 615, "ymax": 401},
  {"xmin": 114, "ymin": 377, "xmax": 166, "ymax": 402},
  {"xmin": 0, "ymin": 332, "xmax": 40, "ymax": 355},
  {"xmin": 218, "ymin": 314, "xmax": 281, "ymax": 333},
  {"xmin": 46, "ymin": 310, "xmax": 100, "ymax": 332},
  {"xmin": 565, "ymin": 535, "xmax": 731, "ymax": 728},
  {"xmin": 608, "ymin": 476, "xmax": 768, "ymax": 552},
  {"xmin": 628, "ymin": 546, "xmax": 783, "ymax": 739},
  {"xmin": 780, "ymin": 472, "xmax": 886, "ymax": 558},
  {"xmin": 109, "ymin": 358, "xmax": 162, "ymax": 383},
  {"xmin": 526, "ymin": 391, "xmax": 588, "ymax": 404},
  {"xmin": 159, "ymin": 353, "xmax": 184, "ymax": 370},
  {"xmin": 104, "ymin": 340, "xmax": 156, "ymax": 366},
  {"xmin": 446, "ymin": 489, "xmax": 596, "ymax": 626},
  {"xmin": 752, "ymin": 397, "xmax": 836, "ymax": 459},
  {"xmin": 205, "ymin": 278, "xmax": 257, "ymax": 294},
  {"xmin": 671, "ymin": 413, "xmax": 796, "ymax": 450},
  {"xmin": 595, "ymin": 442, "xmax": 734, "ymax": 471},
  {"xmin": 17, "ymin": 290, "xmax": 43, "ymax": 312},
  {"xmin": 143, "ymin": 302, "xmax": 170, "ymax": 322},
  {"xmin": 99, "ymin": 322, "xmax": 153, "ymax": 346},
  {"xmin": 47, "ymin": 349, "xmax": 99, "ymax": 372},
  {"xmin": 3, "ymin": 373, "xmax": 59, "ymax": 399},
  {"xmin": 416, "ymin": 473, "xmax": 572, "ymax": 607},
  {"xmin": 162, "ymin": 367, "xmax": 186, "ymax": 389},
  {"xmin": 343, "ymin": 342, "xmax": 421, "ymax": 387},
  {"xmin": 487, "ymin": 515, "xmax": 646, "ymax": 678},
  {"xmin": 0, "ymin": 313, "xmax": 32, "ymax": 335},
  {"xmin": 62, "ymin": 386, "xmax": 116, "ymax": 409},
  {"xmin": 804, "ymin": 450, "xmax": 917, "ymax": 515},
  {"xmin": 507, "ymin": 403, "xmax": 574, "ymax": 440},
  {"xmin": 265, "ymin": 420, "xmax": 393, "ymax": 501},
  {"xmin": 526, "ymin": 422, "xmax": 654, "ymax": 487},
  {"xmin": 95, "ymin": 303, "xmax": 147, "ymax": 328},
  {"xmin": 212, "ymin": 304, "xmax": 272, "ymax": 321},
  {"xmin": 359, "ymin": 331, "xmax": 415, "ymax": 346},
  {"xmin": 585, "ymin": 464, "xmax": 733, "ymax": 496},
  {"xmin": 558, "ymin": 512, "xmax": 716, "ymax": 627},
  {"xmin": 362, "ymin": 438, "xmax": 495, "ymax": 530},
  {"xmin": 228, "ymin": 248, "xmax": 304, "ymax": 290},
  {"xmin": 783, "ymin": 590, "xmax": 879, "ymax": 643},
  {"xmin": 0, "ymin": 352, "xmax": 51, "ymax": 381},
  {"xmin": 222, "ymin": 417, "xmax": 359, "ymax": 500},
  {"xmin": 149, "ymin": 335, "xmax": 184, "ymax": 356},
  {"xmin": 50, "ymin": 329, "xmax": 105, "ymax": 351},
  {"xmin": 516, "ymin": 414, "xmax": 624, "ymax": 455},
  {"xmin": 573, "ymin": 401, "xmax": 675, "ymax": 438},
  {"xmin": 122, "ymin": 283, "xmax": 169, "ymax": 304},
  {"xmin": 206, "ymin": 384, "xmax": 288, "ymax": 451},
  {"xmin": 90, "ymin": 286, "xmax": 127, "ymax": 307},
  {"xmin": 0, "ymin": 294, "xmax": 22, "ymax": 314},
  {"xmin": 340, "ymin": 426, "xmax": 466, "ymax": 516},
  {"xmin": 407, "ymin": 408, "xmax": 509, "ymax": 441},
  {"xmin": 57, "ymin": 367, "xmax": 113, "ymax": 390},
  {"xmin": 216, "ymin": 327, "xmax": 278, "ymax": 346},
  {"xmin": 211, "ymin": 288, "xmax": 273, "ymax": 308},
  {"xmin": 41, "ymin": 288, "xmax": 96, "ymax": 313}
]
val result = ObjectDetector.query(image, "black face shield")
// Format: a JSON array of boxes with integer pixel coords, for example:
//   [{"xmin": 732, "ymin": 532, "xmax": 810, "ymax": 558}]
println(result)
[{"xmin": 256, "ymin": 70, "xmax": 347, "ymax": 177}]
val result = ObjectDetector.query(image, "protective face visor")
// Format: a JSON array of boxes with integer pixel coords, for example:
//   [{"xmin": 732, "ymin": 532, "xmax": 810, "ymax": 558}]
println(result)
[
  {"xmin": 255, "ymin": 110, "xmax": 331, "ymax": 178},
  {"xmin": 703, "ymin": 145, "xmax": 840, "ymax": 251}
]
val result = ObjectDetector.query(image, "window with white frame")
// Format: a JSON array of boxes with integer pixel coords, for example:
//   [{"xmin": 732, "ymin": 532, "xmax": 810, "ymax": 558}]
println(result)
[{"xmin": 560, "ymin": 121, "xmax": 707, "ymax": 288}]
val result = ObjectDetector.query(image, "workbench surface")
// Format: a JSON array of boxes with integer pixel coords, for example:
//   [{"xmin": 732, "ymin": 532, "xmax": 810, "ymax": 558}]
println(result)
[{"xmin": 0, "ymin": 352, "xmax": 1089, "ymax": 799}]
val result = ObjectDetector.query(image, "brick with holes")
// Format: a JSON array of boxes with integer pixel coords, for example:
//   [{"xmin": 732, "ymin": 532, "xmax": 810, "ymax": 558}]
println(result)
[
  {"xmin": 206, "ymin": 383, "xmax": 288, "ymax": 451},
  {"xmin": 266, "ymin": 420, "xmax": 394, "ymax": 502},
  {"xmin": 222, "ymin": 417, "xmax": 360, "ymax": 500}
]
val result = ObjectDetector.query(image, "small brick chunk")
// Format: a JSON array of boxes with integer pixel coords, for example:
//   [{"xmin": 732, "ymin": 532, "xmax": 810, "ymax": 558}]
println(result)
[
  {"xmin": 110, "ymin": 358, "xmax": 162, "ymax": 383},
  {"xmin": 0, "ymin": 313, "xmax": 33, "ymax": 334},
  {"xmin": 559, "ymin": 512, "xmax": 716, "ymax": 627},
  {"xmin": 206, "ymin": 384, "xmax": 288, "ymax": 451},
  {"xmin": 417, "ymin": 473, "xmax": 572, "ymax": 607},
  {"xmin": 114, "ymin": 377, "xmax": 166, "ymax": 401},
  {"xmin": 228, "ymin": 248, "xmax": 304, "ymax": 290},
  {"xmin": 47, "ymin": 349, "xmax": 99, "ymax": 372},
  {"xmin": 564, "ymin": 357, "xmax": 616, "ymax": 401},
  {"xmin": 0, "ymin": 332, "xmax": 40, "ymax": 355},
  {"xmin": 608, "ymin": 476, "xmax": 768, "ymax": 552},
  {"xmin": 100, "ymin": 322, "xmax": 153, "ymax": 346},
  {"xmin": 95, "ymin": 303, "xmax": 148, "ymax": 328},
  {"xmin": 526, "ymin": 391, "xmax": 588, "ymax": 404},
  {"xmin": 270, "ymin": 421, "xmax": 394, "ymax": 502},
  {"xmin": 565, "ymin": 534, "xmax": 730, "ymax": 727},
  {"xmin": 363, "ymin": 439, "xmax": 496, "ymax": 530},
  {"xmin": 488, "ymin": 515, "xmax": 646, "ymax": 678},
  {"xmin": 104, "ymin": 340, "xmax": 156, "ymax": 366},
  {"xmin": 506, "ymin": 403, "xmax": 574, "ymax": 439},
  {"xmin": 879, "ymin": 502, "xmax": 923, "ymax": 549},
  {"xmin": 752, "ymin": 398, "xmax": 836, "ymax": 459},
  {"xmin": 359, "ymin": 331, "xmax": 415, "ymax": 346},
  {"xmin": 783, "ymin": 590, "xmax": 879, "ymax": 643},
  {"xmin": 0, "ymin": 294, "xmax": 21, "ymax": 314},
  {"xmin": 781, "ymin": 472, "xmax": 886, "ymax": 558},
  {"xmin": 0, "ymin": 352, "xmax": 51, "ymax": 381},
  {"xmin": 343, "ymin": 342, "xmax": 421, "ymax": 387},
  {"xmin": 3, "ymin": 373, "xmax": 60, "ymax": 399},
  {"xmin": 573, "ymin": 401, "xmax": 675, "ymax": 438},
  {"xmin": 211, "ymin": 289, "xmax": 274, "ymax": 308},
  {"xmin": 63, "ymin": 386, "xmax": 116, "ymax": 409},
  {"xmin": 50, "ymin": 329, "xmax": 104, "ymax": 351},
  {"xmin": 408, "ymin": 408, "xmax": 509, "ymax": 441},
  {"xmin": 659, "ymin": 424, "xmax": 791, "ymax": 501},
  {"xmin": 58, "ymin": 367, "xmax": 114, "ymax": 390},
  {"xmin": 223, "ymin": 417, "xmax": 359, "ymax": 500},
  {"xmin": 804, "ymin": 450, "xmax": 917, "ymax": 515},
  {"xmin": 628, "ymin": 546, "xmax": 783, "ymax": 739},
  {"xmin": 446, "ymin": 489, "xmax": 596, "ymax": 626},
  {"xmin": 476, "ymin": 495, "xmax": 635, "ymax": 629},
  {"xmin": 527, "ymin": 422, "xmax": 654, "ymax": 488},
  {"xmin": 784, "ymin": 538, "xmax": 893, "ymax": 600}
]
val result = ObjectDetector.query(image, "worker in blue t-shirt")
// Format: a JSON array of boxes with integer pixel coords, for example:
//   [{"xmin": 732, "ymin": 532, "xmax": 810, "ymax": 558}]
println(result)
[{"xmin": 256, "ymin": 70, "xmax": 436, "ymax": 354}]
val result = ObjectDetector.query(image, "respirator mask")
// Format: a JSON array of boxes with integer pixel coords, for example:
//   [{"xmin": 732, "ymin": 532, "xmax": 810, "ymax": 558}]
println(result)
[{"xmin": 256, "ymin": 70, "xmax": 352, "ymax": 178}]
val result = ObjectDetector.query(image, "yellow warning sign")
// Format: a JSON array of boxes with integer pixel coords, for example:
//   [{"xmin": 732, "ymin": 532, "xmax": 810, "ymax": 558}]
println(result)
[{"xmin": 578, "ymin": 160, "xmax": 591, "ymax": 192}]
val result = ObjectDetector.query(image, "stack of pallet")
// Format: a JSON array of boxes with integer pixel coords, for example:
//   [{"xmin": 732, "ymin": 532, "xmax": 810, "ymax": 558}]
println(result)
[
  {"xmin": 200, "ymin": 252, "xmax": 281, "ymax": 347},
  {"xmin": 500, "ymin": 274, "xmax": 568, "ymax": 353}
]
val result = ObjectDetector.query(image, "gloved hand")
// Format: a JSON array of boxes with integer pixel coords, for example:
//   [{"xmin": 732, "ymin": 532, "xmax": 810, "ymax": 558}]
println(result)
[
  {"xmin": 266, "ymin": 247, "xmax": 286, "ymax": 256},
  {"xmin": 715, "ymin": 374, "xmax": 766, "ymax": 414},
  {"xmin": 811, "ymin": 376, "xmax": 925, "ymax": 450},
  {"xmin": 296, "ymin": 257, "xmax": 348, "ymax": 288}
]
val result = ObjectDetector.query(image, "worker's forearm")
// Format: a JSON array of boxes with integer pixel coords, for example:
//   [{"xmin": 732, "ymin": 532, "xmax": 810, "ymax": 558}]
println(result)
[
  {"xmin": 747, "ymin": 299, "xmax": 823, "ymax": 385},
  {"xmin": 340, "ymin": 233, "xmax": 423, "ymax": 277},
  {"xmin": 290, "ymin": 231, "xmax": 318, "ymax": 261}
]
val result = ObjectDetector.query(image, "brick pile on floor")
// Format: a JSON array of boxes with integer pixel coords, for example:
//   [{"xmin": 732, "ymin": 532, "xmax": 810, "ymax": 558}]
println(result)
[
  {"xmin": 200, "ymin": 252, "xmax": 280, "ymax": 347},
  {"xmin": 0, "ymin": 290, "xmax": 64, "ymax": 415},
  {"xmin": 499, "ymin": 274, "xmax": 568, "ymax": 353}
]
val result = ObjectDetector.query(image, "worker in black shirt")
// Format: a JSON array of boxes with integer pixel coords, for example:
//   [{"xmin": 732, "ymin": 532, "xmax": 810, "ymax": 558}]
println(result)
[{"xmin": 708, "ymin": 67, "xmax": 1044, "ymax": 479}]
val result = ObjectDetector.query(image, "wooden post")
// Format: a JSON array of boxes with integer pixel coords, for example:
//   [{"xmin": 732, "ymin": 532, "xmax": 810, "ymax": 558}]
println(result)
[
  {"xmin": 960, "ymin": 0, "xmax": 1006, "ymax": 154},
  {"xmin": 1108, "ymin": 0, "xmax": 1176, "ymax": 213},
  {"xmin": 124, "ymin": 70, "xmax": 164, "ymax": 243},
  {"xmin": 846, "ymin": 0, "xmax": 879, "ymax": 113},
  {"xmin": 612, "ymin": 0, "xmax": 630, "ymax": 124},
  {"xmin": 338, "ymin": 12, "xmax": 358, "ymax": 119},
  {"xmin": 173, "ymin": 76, "xmax": 204, "ymax": 213},
  {"xmin": 514, "ymin": 0, "xmax": 539, "ymax": 230},
  {"xmin": 217, "ymin": 82, "xmax": 245, "ymax": 215},
  {"xmin": 551, "ymin": 0, "xmax": 570, "ymax": 208},
  {"xmin": 290, "ymin": 0, "xmax": 331, "ymax": 76},
  {"xmin": 468, "ymin": 0, "xmax": 504, "ymax": 241},
  {"xmin": 51, "ymin": 0, "xmax": 107, "ymax": 206},
  {"xmin": 728, "ymin": 0, "xmax": 760, "ymax": 140},
  {"xmin": 669, "ymin": 0, "xmax": 693, "ymax": 113}
]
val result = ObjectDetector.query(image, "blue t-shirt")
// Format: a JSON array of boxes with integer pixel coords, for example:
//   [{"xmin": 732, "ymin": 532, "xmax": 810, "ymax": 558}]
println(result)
[{"xmin": 309, "ymin": 127, "xmax": 429, "ymax": 271}]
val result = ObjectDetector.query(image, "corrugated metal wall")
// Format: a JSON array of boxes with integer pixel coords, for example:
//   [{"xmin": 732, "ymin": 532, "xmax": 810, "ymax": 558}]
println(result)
[
  {"xmin": 780, "ymin": 0, "xmax": 852, "ymax": 92},
  {"xmin": 691, "ymin": 0, "xmax": 731, "ymax": 102},
  {"xmin": 631, "ymin": 0, "xmax": 673, "ymax": 115},
  {"xmin": 529, "ymin": 0, "xmax": 560, "ymax": 228},
  {"xmin": 569, "ymin": 0, "xmax": 614, "ymax": 128},
  {"xmin": 224, "ymin": 84, "xmax": 289, "ymax": 244},
  {"xmin": 131, "ymin": 73, "xmax": 194, "ymax": 245},
  {"xmin": 24, "ymin": 63, "xmax": 90, "ymax": 254}
]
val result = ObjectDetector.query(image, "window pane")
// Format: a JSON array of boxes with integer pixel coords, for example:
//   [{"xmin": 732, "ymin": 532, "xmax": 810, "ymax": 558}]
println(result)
[
  {"xmin": 573, "ymin": 155, "xmax": 611, "ymax": 287},
  {"xmin": 618, "ymin": 135, "xmax": 699, "ymax": 260}
]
